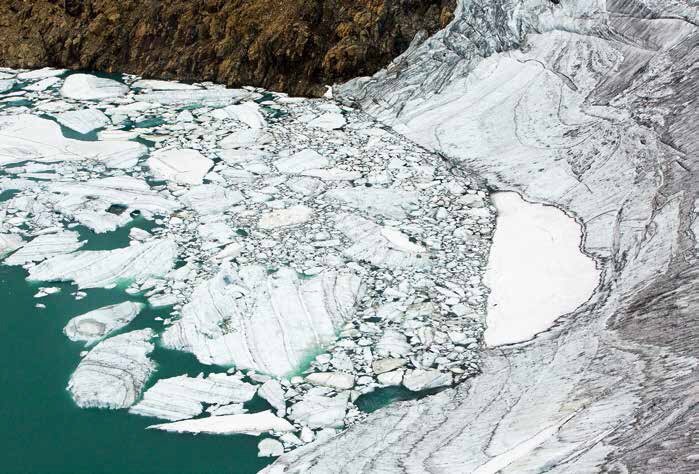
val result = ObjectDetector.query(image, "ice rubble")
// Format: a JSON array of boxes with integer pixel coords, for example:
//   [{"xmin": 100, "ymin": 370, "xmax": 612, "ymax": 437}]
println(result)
[
  {"xmin": 64, "ymin": 301, "xmax": 143, "ymax": 344},
  {"xmin": 0, "ymin": 70, "xmax": 494, "ymax": 449}
]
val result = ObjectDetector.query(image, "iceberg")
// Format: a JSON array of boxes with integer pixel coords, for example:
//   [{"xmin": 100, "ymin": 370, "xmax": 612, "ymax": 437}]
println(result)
[
  {"xmin": 67, "ymin": 329, "xmax": 155, "ymax": 409},
  {"xmin": 28, "ymin": 239, "xmax": 177, "ymax": 289},
  {"xmin": 64, "ymin": 301, "xmax": 143, "ymax": 344},
  {"xmin": 147, "ymin": 410, "xmax": 295, "ymax": 435},
  {"xmin": 162, "ymin": 264, "xmax": 363, "ymax": 376},
  {"xmin": 4, "ymin": 230, "xmax": 84, "ymax": 266},
  {"xmin": 147, "ymin": 148, "xmax": 213, "ymax": 185},
  {"xmin": 130, "ymin": 373, "xmax": 257, "ymax": 421},
  {"xmin": 53, "ymin": 108, "xmax": 110, "ymax": 134},
  {"xmin": 61, "ymin": 73, "xmax": 128, "ymax": 100}
]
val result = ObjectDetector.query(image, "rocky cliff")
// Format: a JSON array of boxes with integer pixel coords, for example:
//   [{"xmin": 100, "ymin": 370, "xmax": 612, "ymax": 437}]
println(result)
[{"xmin": 0, "ymin": 0, "xmax": 455, "ymax": 96}]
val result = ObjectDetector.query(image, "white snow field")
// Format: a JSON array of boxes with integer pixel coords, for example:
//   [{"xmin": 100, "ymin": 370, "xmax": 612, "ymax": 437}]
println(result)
[{"xmin": 484, "ymin": 192, "xmax": 598, "ymax": 346}]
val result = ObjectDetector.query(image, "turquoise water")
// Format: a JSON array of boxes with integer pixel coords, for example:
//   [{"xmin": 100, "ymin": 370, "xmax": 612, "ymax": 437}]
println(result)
[
  {"xmin": 0, "ymin": 226, "xmax": 275, "ymax": 473},
  {"xmin": 355, "ymin": 386, "xmax": 447, "ymax": 413}
]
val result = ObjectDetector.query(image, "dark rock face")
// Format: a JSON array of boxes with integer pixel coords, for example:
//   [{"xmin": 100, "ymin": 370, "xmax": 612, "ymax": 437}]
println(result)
[{"xmin": 0, "ymin": 0, "xmax": 455, "ymax": 96}]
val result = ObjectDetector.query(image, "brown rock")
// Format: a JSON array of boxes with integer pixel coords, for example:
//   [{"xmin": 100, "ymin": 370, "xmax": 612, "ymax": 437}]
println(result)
[{"xmin": 0, "ymin": 0, "xmax": 456, "ymax": 97}]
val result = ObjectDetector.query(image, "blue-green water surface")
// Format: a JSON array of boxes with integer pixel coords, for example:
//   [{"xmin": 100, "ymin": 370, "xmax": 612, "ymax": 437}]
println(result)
[{"xmin": 0, "ymin": 229, "xmax": 274, "ymax": 473}]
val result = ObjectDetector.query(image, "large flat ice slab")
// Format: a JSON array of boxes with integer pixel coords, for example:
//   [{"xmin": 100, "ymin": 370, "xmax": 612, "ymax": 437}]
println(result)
[
  {"xmin": 147, "ymin": 410, "xmax": 295, "ymax": 435},
  {"xmin": 4, "ymin": 230, "xmax": 84, "ymax": 266},
  {"xmin": 53, "ymin": 108, "xmax": 110, "ymax": 134},
  {"xmin": 130, "ymin": 373, "xmax": 257, "ymax": 421},
  {"xmin": 0, "ymin": 234, "xmax": 23, "ymax": 258},
  {"xmin": 61, "ymin": 74, "xmax": 128, "ymax": 100},
  {"xmin": 484, "ymin": 192, "xmax": 599, "ymax": 347},
  {"xmin": 67, "ymin": 329, "xmax": 156, "ymax": 409},
  {"xmin": 147, "ymin": 148, "xmax": 213, "ymax": 185},
  {"xmin": 28, "ymin": 239, "xmax": 177, "ymax": 289},
  {"xmin": 0, "ymin": 115, "xmax": 147, "ymax": 168},
  {"xmin": 162, "ymin": 264, "xmax": 363, "ymax": 376}
]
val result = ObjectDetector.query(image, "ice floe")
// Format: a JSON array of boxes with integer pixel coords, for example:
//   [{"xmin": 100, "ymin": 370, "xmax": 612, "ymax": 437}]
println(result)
[
  {"xmin": 1, "ymin": 69, "xmax": 494, "ymax": 447},
  {"xmin": 61, "ymin": 73, "xmax": 128, "ymax": 100},
  {"xmin": 147, "ymin": 148, "xmax": 213, "ymax": 185},
  {"xmin": 4, "ymin": 230, "xmax": 84, "ymax": 266},
  {"xmin": 53, "ymin": 108, "xmax": 110, "ymax": 134},
  {"xmin": 130, "ymin": 373, "xmax": 257, "ymax": 421},
  {"xmin": 0, "ymin": 233, "xmax": 23, "ymax": 258},
  {"xmin": 28, "ymin": 239, "xmax": 177, "ymax": 289},
  {"xmin": 64, "ymin": 301, "xmax": 143, "ymax": 344},
  {"xmin": 68, "ymin": 329, "xmax": 156, "ymax": 409},
  {"xmin": 162, "ymin": 264, "xmax": 363, "ymax": 376},
  {"xmin": 148, "ymin": 410, "xmax": 295, "ymax": 435}
]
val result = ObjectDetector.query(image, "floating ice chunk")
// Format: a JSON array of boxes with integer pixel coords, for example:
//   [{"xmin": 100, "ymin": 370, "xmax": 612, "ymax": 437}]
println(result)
[
  {"xmin": 97, "ymin": 130, "xmax": 141, "ymax": 141},
  {"xmin": 285, "ymin": 177, "xmax": 324, "ymax": 196},
  {"xmin": 136, "ymin": 88, "xmax": 252, "ymax": 107},
  {"xmin": 0, "ymin": 79, "xmax": 16, "ymax": 93},
  {"xmin": 275, "ymin": 149, "xmax": 329, "ymax": 174},
  {"xmin": 301, "ymin": 168, "xmax": 362, "ymax": 181},
  {"xmin": 64, "ymin": 301, "xmax": 143, "ymax": 344},
  {"xmin": 0, "ymin": 115, "xmax": 146, "ymax": 168},
  {"xmin": 48, "ymin": 176, "xmax": 179, "ymax": 232},
  {"xmin": 181, "ymin": 184, "xmax": 244, "ymax": 215},
  {"xmin": 288, "ymin": 389, "xmax": 349, "ymax": 429},
  {"xmin": 372, "ymin": 358, "xmax": 407, "ymax": 374},
  {"xmin": 484, "ymin": 192, "xmax": 599, "ymax": 347},
  {"xmin": 0, "ymin": 234, "xmax": 24, "ymax": 259},
  {"xmin": 376, "ymin": 330, "xmax": 411, "ymax": 357},
  {"xmin": 402, "ymin": 369, "xmax": 452, "ymax": 392},
  {"xmin": 258, "ymin": 380, "xmax": 286, "ymax": 416},
  {"xmin": 24, "ymin": 77, "xmax": 61, "ymax": 92},
  {"xmin": 17, "ymin": 68, "xmax": 66, "ymax": 80},
  {"xmin": 54, "ymin": 108, "xmax": 110, "ymax": 134},
  {"xmin": 162, "ymin": 264, "xmax": 363, "ymax": 376},
  {"xmin": 324, "ymin": 187, "xmax": 419, "ymax": 219},
  {"xmin": 28, "ymin": 239, "xmax": 177, "ymax": 289},
  {"xmin": 220, "ymin": 128, "xmax": 263, "ymax": 149},
  {"xmin": 258, "ymin": 205, "xmax": 313, "ymax": 230},
  {"xmin": 207, "ymin": 404, "xmax": 247, "ymax": 416},
  {"xmin": 305, "ymin": 372, "xmax": 355, "ymax": 391},
  {"xmin": 131, "ymin": 79, "xmax": 201, "ymax": 90},
  {"xmin": 61, "ymin": 74, "xmax": 128, "ymax": 100},
  {"xmin": 219, "ymin": 102, "xmax": 265, "ymax": 129},
  {"xmin": 147, "ymin": 148, "xmax": 213, "ymax": 185},
  {"xmin": 308, "ymin": 112, "xmax": 346, "ymax": 130},
  {"xmin": 336, "ymin": 214, "xmax": 429, "ymax": 268},
  {"xmin": 4, "ymin": 230, "xmax": 84, "ymax": 266},
  {"xmin": 130, "ymin": 373, "xmax": 257, "ymax": 421},
  {"xmin": 148, "ymin": 410, "xmax": 295, "ymax": 435},
  {"xmin": 68, "ymin": 329, "xmax": 156, "ymax": 409},
  {"xmin": 377, "ymin": 369, "xmax": 405, "ymax": 386},
  {"xmin": 258, "ymin": 438, "xmax": 284, "ymax": 457}
]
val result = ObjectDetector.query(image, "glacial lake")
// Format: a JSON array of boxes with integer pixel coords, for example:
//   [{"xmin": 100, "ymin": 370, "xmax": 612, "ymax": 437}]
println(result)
[{"xmin": 0, "ymin": 239, "xmax": 274, "ymax": 474}]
